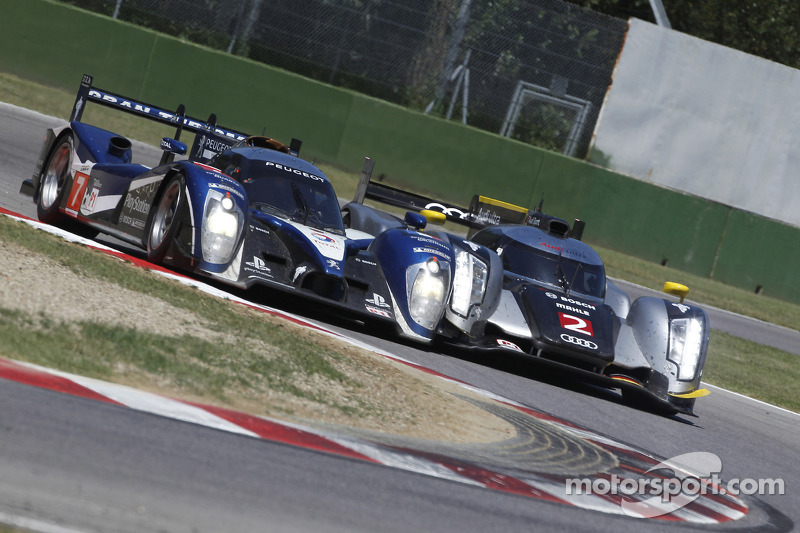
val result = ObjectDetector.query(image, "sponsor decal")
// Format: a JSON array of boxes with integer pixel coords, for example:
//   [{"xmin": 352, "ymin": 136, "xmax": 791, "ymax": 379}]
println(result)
[
  {"xmin": 123, "ymin": 193, "xmax": 151, "ymax": 216},
  {"xmin": 326, "ymin": 259, "xmax": 341, "ymax": 270},
  {"xmin": 496, "ymin": 339, "xmax": 524, "ymax": 352},
  {"xmin": 423, "ymin": 202, "xmax": 469, "ymax": 220},
  {"xmin": 312, "ymin": 231, "xmax": 336, "ymax": 243},
  {"xmin": 366, "ymin": 305, "xmax": 391, "ymax": 318},
  {"xmin": 474, "ymin": 207, "xmax": 501, "ymax": 225},
  {"xmin": 292, "ymin": 265, "xmax": 308, "ymax": 282},
  {"xmin": 263, "ymin": 161, "xmax": 324, "ymax": 182},
  {"xmin": 81, "ymin": 186, "xmax": 100, "ymax": 215},
  {"xmin": 410, "ymin": 234, "xmax": 444, "ymax": 245},
  {"xmin": 355, "ymin": 257, "xmax": 377, "ymax": 267},
  {"xmin": 65, "ymin": 171, "xmax": 91, "ymax": 216},
  {"xmin": 87, "ymin": 90, "xmax": 247, "ymax": 143},
  {"xmin": 556, "ymin": 302, "xmax": 590, "ymax": 317},
  {"xmin": 547, "ymin": 293, "xmax": 596, "ymax": 311},
  {"xmin": 88, "ymin": 90, "xmax": 152, "ymax": 114},
  {"xmin": 119, "ymin": 213, "xmax": 145, "ymax": 230},
  {"xmin": 538, "ymin": 241, "xmax": 589, "ymax": 260},
  {"xmin": 203, "ymin": 136, "xmax": 234, "ymax": 155},
  {"xmin": 290, "ymin": 223, "xmax": 345, "ymax": 261},
  {"xmin": 209, "ymin": 182, "xmax": 245, "ymax": 200},
  {"xmin": 244, "ymin": 255, "xmax": 271, "ymax": 273},
  {"xmin": 558, "ymin": 312, "xmax": 594, "ymax": 337},
  {"xmin": 413, "ymin": 246, "xmax": 450, "ymax": 259},
  {"xmin": 366, "ymin": 293, "xmax": 389, "ymax": 308},
  {"xmin": 672, "ymin": 303, "xmax": 691, "ymax": 313},
  {"xmin": 560, "ymin": 334, "xmax": 598, "ymax": 350}
]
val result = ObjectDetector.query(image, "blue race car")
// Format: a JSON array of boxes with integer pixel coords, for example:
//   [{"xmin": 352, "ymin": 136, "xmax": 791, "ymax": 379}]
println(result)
[{"xmin": 20, "ymin": 75, "xmax": 502, "ymax": 345}]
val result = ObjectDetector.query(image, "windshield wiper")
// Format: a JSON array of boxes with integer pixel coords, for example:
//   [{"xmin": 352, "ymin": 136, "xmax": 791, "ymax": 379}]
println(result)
[{"xmin": 291, "ymin": 182, "xmax": 310, "ymax": 224}]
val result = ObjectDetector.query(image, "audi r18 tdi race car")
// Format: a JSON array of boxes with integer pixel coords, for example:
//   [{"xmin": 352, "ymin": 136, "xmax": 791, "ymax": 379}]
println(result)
[
  {"xmin": 346, "ymin": 176, "xmax": 711, "ymax": 415},
  {"xmin": 20, "ymin": 74, "xmax": 502, "ymax": 345}
]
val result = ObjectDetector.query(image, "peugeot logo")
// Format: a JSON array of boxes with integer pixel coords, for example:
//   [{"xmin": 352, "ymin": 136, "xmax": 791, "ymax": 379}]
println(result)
[{"xmin": 560, "ymin": 334, "xmax": 598, "ymax": 350}]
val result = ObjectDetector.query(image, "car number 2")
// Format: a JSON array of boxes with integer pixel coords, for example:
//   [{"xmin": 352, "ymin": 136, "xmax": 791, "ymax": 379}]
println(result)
[{"xmin": 558, "ymin": 312, "xmax": 594, "ymax": 337}]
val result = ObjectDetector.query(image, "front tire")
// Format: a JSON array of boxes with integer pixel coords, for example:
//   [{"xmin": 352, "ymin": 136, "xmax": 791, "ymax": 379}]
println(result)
[
  {"xmin": 37, "ymin": 133, "xmax": 73, "ymax": 224},
  {"xmin": 146, "ymin": 174, "xmax": 187, "ymax": 263}
]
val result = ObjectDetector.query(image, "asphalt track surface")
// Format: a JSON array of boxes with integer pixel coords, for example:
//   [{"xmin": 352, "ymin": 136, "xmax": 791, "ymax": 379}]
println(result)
[{"xmin": 0, "ymin": 103, "xmax": 798, "ymax": 532}]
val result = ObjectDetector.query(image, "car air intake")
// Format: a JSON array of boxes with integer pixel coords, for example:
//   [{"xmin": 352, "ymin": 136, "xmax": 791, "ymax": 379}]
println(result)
[
  {"xmin": 108, "ymin": 136, "xmax": 132, "ymax": 159},
  {"xmin": 548, "ymin": 218, "xmax": 570, "ymax": 237}
]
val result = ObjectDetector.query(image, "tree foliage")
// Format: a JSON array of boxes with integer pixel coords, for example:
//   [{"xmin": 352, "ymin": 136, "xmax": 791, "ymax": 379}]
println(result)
[{"xmin": 565, "ymin": 0, "xmax": 800, "ymax": 69}]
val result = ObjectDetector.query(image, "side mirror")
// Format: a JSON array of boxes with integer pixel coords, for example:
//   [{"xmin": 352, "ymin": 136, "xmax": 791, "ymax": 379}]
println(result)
[
  {"xmin": 420, "ymin": 209, "xmax": 446, "ymax": 226},
  {"xmin": 663, "ymin": 281, "xmax": 689, "ymax": 303},
  {"xmin": 161, "ymin": 137, "xmax": 187, "ymax": 156},
  {"xmin": 404, "ymin": 211, "xmax": 427, "ymax": 231}
]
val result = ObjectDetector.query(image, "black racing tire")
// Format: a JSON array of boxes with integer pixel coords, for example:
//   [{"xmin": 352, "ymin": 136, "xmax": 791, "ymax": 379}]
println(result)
[
  {"xmin": 36, "ymin": 133, "xmax": 73, "ymax": 225},
  {"xmin": 146, "ymin": 174, "xmax": 187, "ymax": 264}
]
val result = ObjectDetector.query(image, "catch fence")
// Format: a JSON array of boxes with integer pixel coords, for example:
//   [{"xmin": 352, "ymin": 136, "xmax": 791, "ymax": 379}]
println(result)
[{"xmin": 60, "ymin": 0, "xmax": 628, "ymax": 158}]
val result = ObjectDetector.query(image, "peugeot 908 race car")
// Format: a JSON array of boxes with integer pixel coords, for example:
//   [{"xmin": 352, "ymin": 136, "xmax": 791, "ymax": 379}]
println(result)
[
  {"xmin": 346, "ymin": 176, "xmax": 711, "ymax": 415},
  {"xmin": 20, "ymin": 74, "xmax": 502, "ymax": 345}
]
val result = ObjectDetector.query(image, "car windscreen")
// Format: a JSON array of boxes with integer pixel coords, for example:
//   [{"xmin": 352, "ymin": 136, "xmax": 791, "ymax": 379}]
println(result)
[
  {"xmin": 241, "ymin": 162, "xmax": 345, "ymax": 235},
  {"xmin": 500, "ymin": 243, "xmax": 605, "ymax": 298}
]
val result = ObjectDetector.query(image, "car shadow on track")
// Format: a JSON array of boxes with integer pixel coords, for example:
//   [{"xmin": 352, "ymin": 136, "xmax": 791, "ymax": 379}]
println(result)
[
  {"xmin": 92, "ymin": 234, "xmax": 699, "ymax": 426},
  {"xmin": 436, "ymin": 343, "xmax": 701, "ymax": 426}
]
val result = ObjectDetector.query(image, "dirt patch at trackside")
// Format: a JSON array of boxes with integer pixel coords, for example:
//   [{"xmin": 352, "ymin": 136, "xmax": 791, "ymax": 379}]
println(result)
[{"xmin": 0, "ymin": 235, "xmax": 516, "ymax": 445}]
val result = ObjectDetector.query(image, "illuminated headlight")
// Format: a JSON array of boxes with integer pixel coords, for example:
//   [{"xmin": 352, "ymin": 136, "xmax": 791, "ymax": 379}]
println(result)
[
  {"xmin": 450, "ymin": 247, "xmax": 488, "ymax": 317},
  {"xmin": 407, "ymin": 258, "xmax": 450, "ymax": 330},
  {"xmin": 201, "ymin": 191, "xmax": 242, "ymax": 264},
  {"xmin": 667, "ymin": 317, "xmax": 704, "ymax": 380}
]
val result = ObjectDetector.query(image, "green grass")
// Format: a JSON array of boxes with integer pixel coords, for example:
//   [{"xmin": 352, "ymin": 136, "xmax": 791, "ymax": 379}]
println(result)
[
  {"xmin": 0, "ymin": 216, "xmax": 370, "ymax": 417},
  {"xmin": 597, "ymin": 245, "xmax": 800, "ymax": 330},
  {"xmin": 705, "ymin": 330, "xmax": 800, "ymax": 412}
]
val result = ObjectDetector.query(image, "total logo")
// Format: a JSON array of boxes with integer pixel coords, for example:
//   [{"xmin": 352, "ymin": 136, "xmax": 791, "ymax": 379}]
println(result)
[
  {"xmin": 560, "ymin": 334, "xmax": 598, "ymax": 350},
  {"xmin": 312, "ymin": 232, "xmax": 336, "ymax": 243}
]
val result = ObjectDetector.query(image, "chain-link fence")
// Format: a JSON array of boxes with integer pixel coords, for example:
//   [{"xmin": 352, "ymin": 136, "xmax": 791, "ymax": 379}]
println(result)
[{"xmin": 60, "ymin": 0, "xmax": 627, "ymax": 158}]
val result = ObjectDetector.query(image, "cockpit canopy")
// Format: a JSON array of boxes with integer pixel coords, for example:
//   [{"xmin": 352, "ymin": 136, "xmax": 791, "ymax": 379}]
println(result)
[
  {"xmin": 213, "ymin": 149, "xmax": 345, "ymax": 235},
  {"xmin": 471, "ymin": 225, "xmax": 606, "ymax": 299}
]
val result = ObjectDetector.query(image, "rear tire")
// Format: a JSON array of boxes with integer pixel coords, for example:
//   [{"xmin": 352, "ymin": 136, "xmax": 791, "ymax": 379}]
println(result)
[
  {"xmin": 37, "ymin": 133, "xmax": 73, "ymax": 225},
  {"xmin": 146, "ymin": 175, "xmax": 187, "ymax": 264}
]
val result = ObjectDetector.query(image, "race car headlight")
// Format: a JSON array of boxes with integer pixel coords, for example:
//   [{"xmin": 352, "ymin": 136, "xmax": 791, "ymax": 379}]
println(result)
[
  {"xmin": 450, "ymin": 247, "xmax": 488, "ymax": 318},
  {"xmin": 202, "ymin": 191, "xmax": 242, "ymax": 264},
  {"xmin": 667, "ymin": 317, "xmax": 704, "ymax": 381},
  {"xmin": 407, "ymin": 257, "xmax": 450, "ymax": 330}
]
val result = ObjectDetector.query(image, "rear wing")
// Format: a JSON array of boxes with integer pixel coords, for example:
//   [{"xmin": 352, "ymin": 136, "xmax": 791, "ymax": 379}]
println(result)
[
  {"xmin": 69, "ymin": 73, "xmax": 251, "ymax": 164},
  {"xmin": 351, "ymin": 157, "xmax": 585, "ymax": 239}
]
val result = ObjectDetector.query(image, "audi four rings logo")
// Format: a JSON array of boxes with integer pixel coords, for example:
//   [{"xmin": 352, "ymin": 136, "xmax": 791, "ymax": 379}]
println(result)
[{"xmin": 560, "ymin": 334, "xmax": 598, "ymax": 350}]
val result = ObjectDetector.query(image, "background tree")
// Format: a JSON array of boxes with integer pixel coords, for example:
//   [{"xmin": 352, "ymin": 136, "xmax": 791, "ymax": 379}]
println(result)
[{"xmin": 565, "ymin": 0, "xmax": 800, "ymax": 69}]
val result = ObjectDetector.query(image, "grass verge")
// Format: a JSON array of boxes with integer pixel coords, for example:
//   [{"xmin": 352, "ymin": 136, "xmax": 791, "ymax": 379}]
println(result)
[{"xmin": 0, "ymin": 215, "xmax": 513, "ymax": 441}]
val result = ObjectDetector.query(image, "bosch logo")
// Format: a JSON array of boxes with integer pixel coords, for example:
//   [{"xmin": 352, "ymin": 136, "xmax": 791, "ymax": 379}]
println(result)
[
  {"xmin": 560, "ymin": 334, "xmax": 598, "ymax": 350},
  {"xmin": 546, "ymin": 292, "xmax": 558, "ymax": 299}
]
